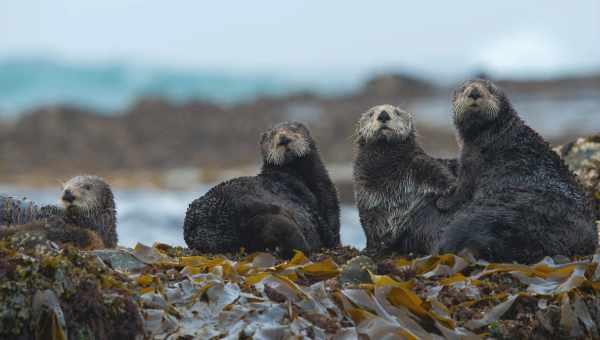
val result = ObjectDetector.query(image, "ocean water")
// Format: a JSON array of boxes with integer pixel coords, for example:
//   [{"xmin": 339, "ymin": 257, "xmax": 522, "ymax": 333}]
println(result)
[
  {"xmin": 0, "ymin": 185, "xmax": 366, "ymax": 250},
  {"xmin": 0, "ymin": 58, "xmax": 354, "ymax": 117}
]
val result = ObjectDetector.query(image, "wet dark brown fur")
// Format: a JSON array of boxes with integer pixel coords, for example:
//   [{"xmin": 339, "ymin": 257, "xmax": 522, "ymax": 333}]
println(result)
[
  {"xmin": 437, "ymin": 79, "xmax": 597, "ymax": 263},
  {"xmin": 184, "ymin": 122, "xmax": 340, "ymax": 256},
  {"xmin": 353, "ymin": 105, "xmax": 456, "ymax": 255}
]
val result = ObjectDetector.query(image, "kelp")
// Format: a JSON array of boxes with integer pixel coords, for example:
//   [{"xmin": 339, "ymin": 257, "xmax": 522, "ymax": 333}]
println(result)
[
  {"xmin": 124, "ymin": 244, "xmax": 600, "ymax": 338},
  {"xmin": 3, "ymin": 235, "xmax": 600, "ymax": 339}
]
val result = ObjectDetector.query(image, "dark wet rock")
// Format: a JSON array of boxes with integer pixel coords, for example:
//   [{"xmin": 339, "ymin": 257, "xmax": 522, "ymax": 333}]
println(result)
[
  {"xmin": 91, "ymin": 249, "xmax": 148, "ymax": 272},
  {"xmin": 61, "ymin": 280, "xmax": 143, "ymax": 340},
  {"xmin": 339, "ymin": 255, "xmax": 376, "ymax": 285},
  {"xmin": 32, "ymin": 289, "xmax": 67, "ymax": 340},
  {"xmin": 1, "ymin": 220, "xmax": 106, "ymax": 251},
  {"xmin": 0, "ymin": 235, "xmax": 144, "ymax": 340},
  {"xmin": 555, "ymin": 134, "xmax": 600, "ymax": 219}
]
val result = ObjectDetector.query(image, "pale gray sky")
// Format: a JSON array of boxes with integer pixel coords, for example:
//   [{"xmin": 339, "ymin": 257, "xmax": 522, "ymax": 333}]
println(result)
[{"xmin": 1, "ymin": 1, "xmax": 599, "ymax": 79}]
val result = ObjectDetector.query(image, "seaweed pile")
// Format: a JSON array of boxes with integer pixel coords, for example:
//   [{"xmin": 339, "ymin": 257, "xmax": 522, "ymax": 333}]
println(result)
[{"xmin": 3, "ymin": 232, "xmax": 600, "ymax": 339}]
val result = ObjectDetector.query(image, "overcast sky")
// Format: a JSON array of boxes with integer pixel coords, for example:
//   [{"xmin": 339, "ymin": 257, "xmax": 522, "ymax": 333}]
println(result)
[{"xmin": 1, "ymin": 1, "xmax": 599, "ymax": 79}]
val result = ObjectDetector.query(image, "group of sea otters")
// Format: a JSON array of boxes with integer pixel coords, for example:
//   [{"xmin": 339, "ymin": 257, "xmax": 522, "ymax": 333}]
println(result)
[{"xmin": 1, "ymin": 79, "xmax": 597, "ymax": 264}]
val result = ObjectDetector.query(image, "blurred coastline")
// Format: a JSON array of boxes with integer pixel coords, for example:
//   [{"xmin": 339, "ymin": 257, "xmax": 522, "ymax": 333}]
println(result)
[{"xmin": 0, "ymin": 59, "xmax": 599, "ymax": 205}]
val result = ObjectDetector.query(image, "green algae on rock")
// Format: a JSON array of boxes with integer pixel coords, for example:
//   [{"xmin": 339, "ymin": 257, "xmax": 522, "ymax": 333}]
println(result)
[
  {"xmin": 555, "ymin": 134, "xmax": 600, "ymax": 219},
  {"xmin": 0, "ymin": 238, "xmax": 142, "ymax": 340},
  {"xmin": 4, "ymin": 229, "xmax": 600, "ymax": 338}
]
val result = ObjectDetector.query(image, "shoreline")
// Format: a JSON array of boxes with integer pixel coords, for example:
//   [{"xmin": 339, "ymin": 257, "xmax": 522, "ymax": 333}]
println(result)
[{"xmin": 1, "ymin": 73, "xmax": 598, "ymax": 183}]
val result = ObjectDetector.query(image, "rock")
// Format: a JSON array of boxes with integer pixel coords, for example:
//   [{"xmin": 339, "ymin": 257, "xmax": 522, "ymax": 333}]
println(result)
[
  {"xmin": 0, "ymin": 236, "xmax": 144, "ymax": 340},
  {"xmin": 555, "ymin": 134, "xmax": 600, "ymax": 219},
  {"xmin": 362, "ymin": 74, "xmax": 436, "ymax": 97},
  {"xmin": 91, "ymin": 249, "xmax": 148, "ymax": 272},
  {"xmin": 32, "ymin": 289, "xmax": 68, "ymax": 340},
  {"xmin": 338, "ymin": 255, "xmax": 376, "ymax": 285},
  {"xmin": 0, "ymin": 220, "xmax": 106, "ymax": 251},
  {"xmin": 0, "ymin": 72, "xmax": 461, "ymax": 182}
]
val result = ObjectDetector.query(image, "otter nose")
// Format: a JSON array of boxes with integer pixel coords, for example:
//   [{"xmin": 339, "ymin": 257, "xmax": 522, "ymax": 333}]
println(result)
[
  {"xmin": 278, "ymin": 135, "xmax": 291, "ymax": 146},
  {"xmin": 62, "ymin": 189, "xmax": 75, "ymax": 203},
  {"xmin": 377, "ymin": 111, "xmax": 391, "ymax": 123},
  {"xmin": 467, "ymin": 87, "xmax": 481, "ymax": 100}
]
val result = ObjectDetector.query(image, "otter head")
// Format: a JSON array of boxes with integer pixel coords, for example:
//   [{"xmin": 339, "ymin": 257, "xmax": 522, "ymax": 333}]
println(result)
[
  {"xmin": 260, "ymin": 121, "xmax": 312, "ymax": 166},
  {"xmin": 60, "ymin": 175, "xmax": 114, "ymax": 213},
  {"xmin": 452, "ymin": 79, "xmax": 509, "ymax": 126},
  {"xmin": 356, "ymin": 104, "xmax": 414, "ymax": 145}
]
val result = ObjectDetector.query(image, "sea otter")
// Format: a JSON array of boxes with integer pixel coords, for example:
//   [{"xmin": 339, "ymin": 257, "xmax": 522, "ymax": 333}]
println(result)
[
  {"xmin": 183, "ymin": 121, "xmax": 340, "ymax": 256},
  {"xmin": 353, "ymin": 104, "xmax": 456, "ymax": 255},
  {"xmin": 436, "ymin": 79, "xmax": 597, "ymax": 263},
  {"xmin": 0, "ymin": 175, "xmax": 117, "ymax": 248}
]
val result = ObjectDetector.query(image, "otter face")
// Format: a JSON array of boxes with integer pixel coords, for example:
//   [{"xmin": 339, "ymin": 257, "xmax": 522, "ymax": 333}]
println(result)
[
  {"xmin": 260, "ymin": 122, "xmax": 311, "ymax": 165},
  {"xmin": 356, "ymin": 104, "xmax": 414, "ymax": 144},
  {"xmin": 452, "ymin": 79, "xmax": 502, "ymax": 124},
  {"xmin": 60, "ymin": 175, "xmax": 110, "ymax": 212}
]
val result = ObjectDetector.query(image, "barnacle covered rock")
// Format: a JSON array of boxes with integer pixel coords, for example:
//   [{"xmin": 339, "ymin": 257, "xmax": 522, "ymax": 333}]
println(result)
[
  {"xmin": 0, "ymin": 235, "xmax": 142, "ymax": 340},
  {"xmin": 555, "ymin": 134, "xmax": 600, "ymax": 219},
  {"xmin": 3, "ymin": 231, "xmax": 600, "ymax": 339}
]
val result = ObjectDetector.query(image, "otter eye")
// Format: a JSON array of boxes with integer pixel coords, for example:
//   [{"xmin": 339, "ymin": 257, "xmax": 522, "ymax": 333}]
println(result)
[
  {"xmin": 83, "ymin": 184, "xmax": 91, "ymax": 190},
  {"xmin": 394, "ymin": 110, "xmax": 401, "ymax": 116}
]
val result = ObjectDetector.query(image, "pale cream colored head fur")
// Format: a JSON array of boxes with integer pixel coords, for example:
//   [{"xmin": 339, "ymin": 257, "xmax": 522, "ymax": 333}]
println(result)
[
  {"xmin": 356, "ymin": 104, "xmax": 414, "ymax": 144},
  {"xmin": 60, "ymin": 175, "xmax": 110, "ymax": 211},
  {"xmin": 260, "ymin": 121, "xmax": 312, "ymax": 166},
  {"xmin": 452, "ymin": 79, "xmax": 501, "ymax": 123}
]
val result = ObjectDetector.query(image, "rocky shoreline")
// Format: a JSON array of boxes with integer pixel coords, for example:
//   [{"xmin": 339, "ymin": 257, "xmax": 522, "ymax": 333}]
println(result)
[
  {"xmin": 4, "ymin": 231, "xmax": 600, "ymax": 339},
  {"xmin": 555, "ymin": 134, "xmax": 600, "ymax": 219},
  {"xmin": 1, "ymin": 73, "xmax": 598, "ymax": 189}
]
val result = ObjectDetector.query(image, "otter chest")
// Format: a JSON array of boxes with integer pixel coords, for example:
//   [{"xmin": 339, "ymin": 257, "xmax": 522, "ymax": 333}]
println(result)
[{"xmin": 357, "ymin": 174, "xmax": 434, "ymax": 210}]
